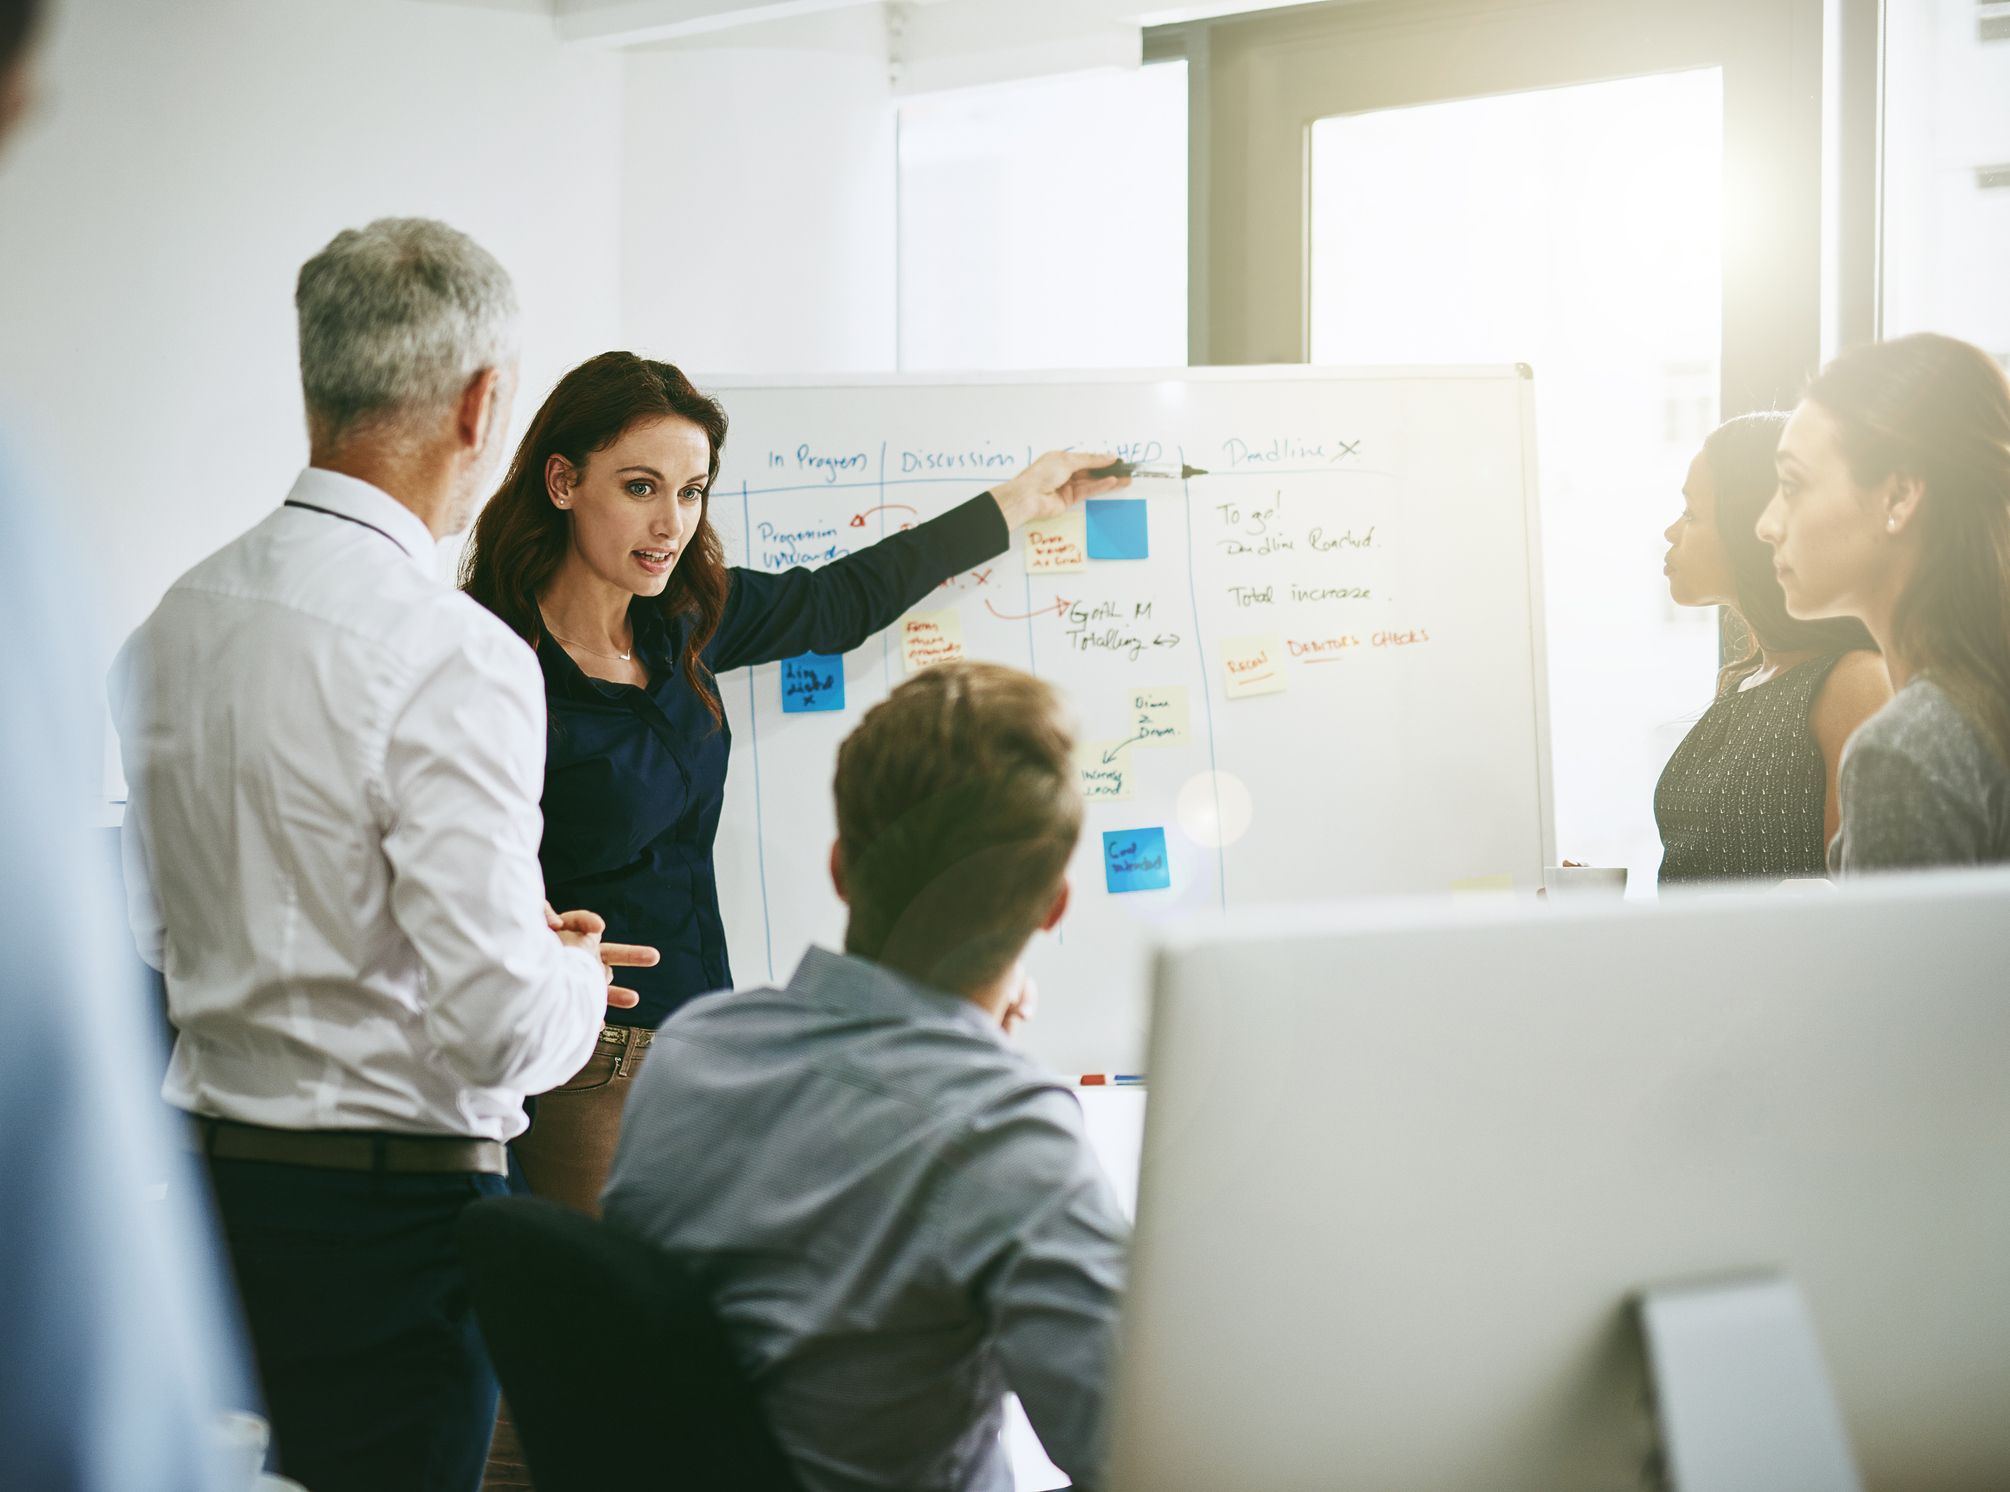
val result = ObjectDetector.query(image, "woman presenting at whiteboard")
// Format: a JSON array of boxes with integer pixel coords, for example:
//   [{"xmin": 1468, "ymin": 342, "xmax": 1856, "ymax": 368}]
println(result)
[{"xmin": 460, "ymin": 351, "xmax": 1124, "ymax": 1211}]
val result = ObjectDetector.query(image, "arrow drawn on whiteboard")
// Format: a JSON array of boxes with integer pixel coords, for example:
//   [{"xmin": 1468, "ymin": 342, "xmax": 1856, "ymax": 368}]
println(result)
[
  {"xmin": 985, "ymin": 595, "xmax": 1073, "ymax": 623},
  {"xmin": 849, "ymin": 504, "xmax": 918, "ymax": 528}
]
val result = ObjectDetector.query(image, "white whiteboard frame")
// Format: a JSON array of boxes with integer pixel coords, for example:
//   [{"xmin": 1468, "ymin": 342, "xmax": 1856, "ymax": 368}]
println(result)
[{"xmin": 699, "ymin": 362, "xmax": 1558, "ymax": 875}]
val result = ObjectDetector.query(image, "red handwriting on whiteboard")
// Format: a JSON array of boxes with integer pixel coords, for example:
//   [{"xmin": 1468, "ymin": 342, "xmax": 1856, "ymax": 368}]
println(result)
[{"xmin": 1288, "ymin": 636, "xmax": 1362, "ymax": 662}]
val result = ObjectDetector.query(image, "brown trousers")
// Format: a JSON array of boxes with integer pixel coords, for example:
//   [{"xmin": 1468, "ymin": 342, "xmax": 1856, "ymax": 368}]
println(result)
[{"xmin": 481, "ymin": 1024, "xmax": 656, "ymax": 1490}]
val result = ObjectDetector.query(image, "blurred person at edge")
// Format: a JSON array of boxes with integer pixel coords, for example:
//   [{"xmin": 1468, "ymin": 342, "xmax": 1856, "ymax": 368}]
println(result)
[{"xmin": 0, "ymin": 2, "xmax": 250, "ymax": 1489}]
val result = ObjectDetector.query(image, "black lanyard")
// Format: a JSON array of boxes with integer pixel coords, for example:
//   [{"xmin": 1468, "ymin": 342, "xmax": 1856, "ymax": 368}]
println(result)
[{"xmin": 283, "ymin": 499, "xmax": 414, "ymax": 558}]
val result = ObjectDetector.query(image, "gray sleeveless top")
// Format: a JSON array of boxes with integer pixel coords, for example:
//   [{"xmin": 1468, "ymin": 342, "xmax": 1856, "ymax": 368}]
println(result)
[{"xmin": 1654, "ymin": 655, "xmax": 1844, "ymax": 884}]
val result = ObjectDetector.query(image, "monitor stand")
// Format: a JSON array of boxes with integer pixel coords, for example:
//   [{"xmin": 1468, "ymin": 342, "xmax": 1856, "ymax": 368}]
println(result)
[{"xmin": 1634, "ymin": 1273, "xmax": 1862, "ymax": 1492}]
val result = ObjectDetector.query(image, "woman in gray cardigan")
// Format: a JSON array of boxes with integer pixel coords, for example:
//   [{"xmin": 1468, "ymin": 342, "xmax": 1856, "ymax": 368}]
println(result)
[{"xmin": 1757, "ymin": 333, "xmax": 2010, "ymax": 871}]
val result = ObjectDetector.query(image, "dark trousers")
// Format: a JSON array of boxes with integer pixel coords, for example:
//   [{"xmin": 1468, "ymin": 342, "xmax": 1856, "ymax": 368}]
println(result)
[{"xmin": 204, "ymin": 1157, "xmax": 508, "ymax": 1492}]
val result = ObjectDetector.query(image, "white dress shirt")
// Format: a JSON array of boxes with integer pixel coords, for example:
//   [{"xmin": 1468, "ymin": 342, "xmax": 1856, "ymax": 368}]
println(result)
[{"xmin": 110, "ymin": 468, "xmax": 605, "ymax": 1141}]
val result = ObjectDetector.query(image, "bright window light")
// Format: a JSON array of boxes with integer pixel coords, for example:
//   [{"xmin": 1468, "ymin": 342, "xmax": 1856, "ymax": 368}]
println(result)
[
  {"xmin": 1882, "ymin": 0, "xmax": 2010, "ymax": 358},
  {"xmin": 897, "ymin": 63, "xmax": 1188, "ymax": 371},
  {"xmin": 1310, "ymin": 69, "xmax": 1726, "ymax": 889}
]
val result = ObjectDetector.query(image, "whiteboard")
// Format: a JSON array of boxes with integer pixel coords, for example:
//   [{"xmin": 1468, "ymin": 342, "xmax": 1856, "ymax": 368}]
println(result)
[{"xmin": 703, "ymin": 367, "xmax": 1552, "ymax": 1073}]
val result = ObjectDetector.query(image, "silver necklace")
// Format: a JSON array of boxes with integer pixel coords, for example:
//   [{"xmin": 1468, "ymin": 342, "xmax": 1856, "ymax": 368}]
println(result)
[{"xmin": 545, "ymin": 621, "xmax": 633, "ymax": 663}]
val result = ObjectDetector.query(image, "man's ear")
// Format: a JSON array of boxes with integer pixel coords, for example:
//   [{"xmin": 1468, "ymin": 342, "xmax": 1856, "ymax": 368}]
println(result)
[
  {"xmin": 829, "ymin": 840, "xmax": 848, "ymax": 905},
  {"xmin": 458, "ymin": 366, "xmax": 504, "ymax": 455},
  {"xmin": 1039, "ymin": 879, "xmax": 1069, "ymax": 933}
]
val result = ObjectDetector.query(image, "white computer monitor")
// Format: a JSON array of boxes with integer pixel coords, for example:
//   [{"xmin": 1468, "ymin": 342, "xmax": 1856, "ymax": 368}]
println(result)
[{"xmin": 1108, "ymin": 870, "xmax": 2010, "ymax": 1492}]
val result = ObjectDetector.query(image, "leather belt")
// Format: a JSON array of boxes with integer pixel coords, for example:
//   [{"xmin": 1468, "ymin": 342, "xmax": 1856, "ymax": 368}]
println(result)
[{"xmin": 189, "ymin": 1116, "xmax": 508, "ymax": 1177}]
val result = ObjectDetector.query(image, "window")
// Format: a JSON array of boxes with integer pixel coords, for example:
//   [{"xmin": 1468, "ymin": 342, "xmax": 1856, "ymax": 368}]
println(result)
[
  {"xmin": 1882, "ymin": 0, "xmax": 2010, "ymax": 357},
  {"xmin": 897, "ymin": 63, "xmax": 1187, "ymax": 371},
  {"xmin": 1308, "ymin": 70, "xmax": 1726, "ymax": 887}
]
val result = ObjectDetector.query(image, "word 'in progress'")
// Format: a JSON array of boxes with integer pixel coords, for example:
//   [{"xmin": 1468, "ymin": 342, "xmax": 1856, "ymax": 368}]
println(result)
[
  {"xmin": 780, "ymin": 653, "xmax": 845, "ymax": 713},
  {"xmin": 1126, "ymin": 686, "xmax": 1189, "ymax": 748},
  {"xmin": 901, "ymin": 611, "xmax": 965, "ymax": 673},
  {"xmin": 778, "ymin": 444, "xmax": 868, "ymax": 483},
  {"xmin": 1085, "ymin": 499, "xmax": 1150, "ymax": 561},
  {"xmin": 1220, "ymin": 634, "xmax": 1286, "ymax": 700},
  {"xmin": 1104, "ymin": 828, "xmax": 1171, "ymax": 894},
  {"xmin": 1023, "ymin": 512, "xmax": 1088, "ymax": 574},
  {"xmin": 1077, "ymin": 739, "xmax": 1135, "ymax": 801}
]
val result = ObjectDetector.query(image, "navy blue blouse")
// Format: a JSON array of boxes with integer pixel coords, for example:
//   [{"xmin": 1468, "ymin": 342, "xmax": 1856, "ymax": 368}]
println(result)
[{"xmin": 536, "ymin": 492, "xmax": 1009, "ymax": 1028}]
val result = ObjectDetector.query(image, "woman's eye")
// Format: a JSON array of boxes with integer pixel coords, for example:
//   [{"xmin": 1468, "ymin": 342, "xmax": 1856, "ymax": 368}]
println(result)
[
  {"xmin": 680, "ymin": 487, "xmax": 705, "ymax": 503},
  {"xmin": 626, "ymin": 480, "xmax": 654, "ymax": 498}
]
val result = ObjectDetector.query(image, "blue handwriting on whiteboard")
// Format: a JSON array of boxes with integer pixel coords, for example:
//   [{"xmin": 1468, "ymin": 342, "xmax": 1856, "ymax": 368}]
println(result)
[
  {"xmin": 794, "ymin": 445, "xmax": 869, "ymax": 483},
  {"xmin": 1221, "ymin": 435, "xmax": 1362, "ymax": 468},
  {"xmin": 757, "ymin": 521, "xmax": 850, "ymax": 569},
  {"xmin": 899, "ymin": 445, "xmax": 1018, "ymax": 475}
]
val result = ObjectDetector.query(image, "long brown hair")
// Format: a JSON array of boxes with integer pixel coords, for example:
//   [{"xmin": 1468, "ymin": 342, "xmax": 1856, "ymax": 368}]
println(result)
[
  {"xmin": 1705, "ymin": 411, "xmax": 1876, "ymax": 691},
  {"xmin": 1807, "ymin": 333, "xmax": 2010, "ymax": 764},
  {"xmin": 460, "ymin": 352, "xmax": 731, "ymax": 724}
]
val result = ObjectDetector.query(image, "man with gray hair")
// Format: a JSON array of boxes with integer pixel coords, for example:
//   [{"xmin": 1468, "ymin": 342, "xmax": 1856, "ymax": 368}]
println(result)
[{"xmin": 110, "ymin": 218, "xmax": 647, "ymax": 1492}]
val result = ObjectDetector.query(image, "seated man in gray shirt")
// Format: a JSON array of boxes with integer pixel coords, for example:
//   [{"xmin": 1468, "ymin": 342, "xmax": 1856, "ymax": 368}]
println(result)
[{"xmin": 603, "ymin": 661, "xmax": 1127, "ymax": 1492}]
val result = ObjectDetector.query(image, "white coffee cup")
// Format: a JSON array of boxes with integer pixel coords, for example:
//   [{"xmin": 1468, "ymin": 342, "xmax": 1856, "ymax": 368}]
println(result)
[
  {"xmin": 210, "ymin": 1411, "xmax": 270, "ymax": 1491},
  {"xmin": 1542, "ymin": 864, "xmax": 1628, "ymax": 898}
]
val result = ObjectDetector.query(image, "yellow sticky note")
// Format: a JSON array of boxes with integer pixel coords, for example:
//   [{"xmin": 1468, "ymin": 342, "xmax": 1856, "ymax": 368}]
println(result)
[
  {"xmin": 1078, "ymin": 739, "xmax": 1135, "ymax": 801},
  {"xmin": 1221, "ymin": 634, "xmax": 1286, "ymax": 699},
  {"xmin": 1127, "ymin": 686, "xmax": 1189, "ymax": 747},
  {"xmin": 901, "ymin": 610, "xmax": 965, "ymax": 673},
  {"xmin": 1024, "ymin": 512, "xmax": 1088, "ymax": 574}
]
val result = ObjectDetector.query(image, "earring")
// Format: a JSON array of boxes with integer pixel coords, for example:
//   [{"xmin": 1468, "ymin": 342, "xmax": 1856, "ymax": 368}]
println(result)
[{"xmin": 1887, "ymin": 517, "xmax": 1897, "ymax": 532}]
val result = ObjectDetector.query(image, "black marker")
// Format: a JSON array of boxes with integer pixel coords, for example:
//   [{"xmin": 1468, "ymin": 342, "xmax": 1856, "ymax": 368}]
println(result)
[{"xmin": 1083, "ymin": 459, "xmax": 1209, "ymax": 481}]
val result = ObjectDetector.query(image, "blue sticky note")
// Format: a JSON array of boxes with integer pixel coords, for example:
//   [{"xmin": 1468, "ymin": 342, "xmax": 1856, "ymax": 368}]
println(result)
[
  {"xmin": 780, "ymin": 653, "xmax": 845, "ymax": 713},
  {"xmin": 1085, "ymin": 499, "xmax": 1149, "ymax": 561},
  {"xmin": 1103, "ymin": 827, "xmax": 1171, "ymax": 894}
]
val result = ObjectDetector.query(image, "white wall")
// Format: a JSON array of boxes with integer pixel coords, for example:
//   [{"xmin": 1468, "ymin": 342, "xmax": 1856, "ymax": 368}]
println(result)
[
  {"xmin": 619, "ymin": 7, "xmax": 897, "ymax": 374},
  {"xmin": 0, "ymin": 0, "xmax": 625, "ymax": 680}
]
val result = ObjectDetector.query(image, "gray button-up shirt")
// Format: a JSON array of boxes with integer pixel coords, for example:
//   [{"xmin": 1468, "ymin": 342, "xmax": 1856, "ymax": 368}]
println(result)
[{"xmin": 603, "ymin": 948, "xmax": 1128, "ymax": 1492}]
